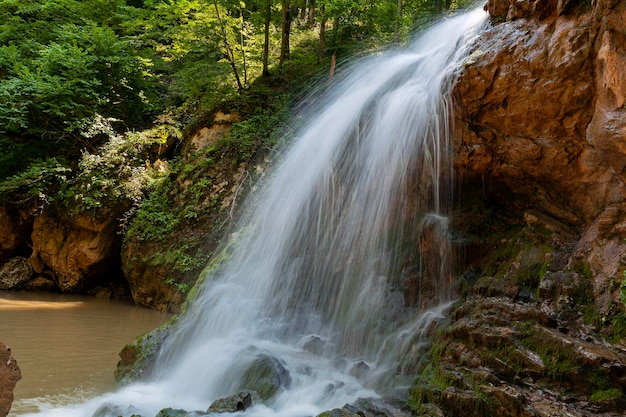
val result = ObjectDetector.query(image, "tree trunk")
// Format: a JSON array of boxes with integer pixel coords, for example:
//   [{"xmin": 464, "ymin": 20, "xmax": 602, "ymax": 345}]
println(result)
[
  {"xmin": 300, "ymin": 0, "xmax": 307, "ymax": 20},
  {"xmin": 308, "ymin": 0, "xmax": 315, "ymax": 23},
  {"xmin": 213, "ymin": 0, "xmax": 243, "ymax": 90},
  {"xmin": 279, "ymin": 0, "xmax": 292, "ymax": 67},
  {"xmin": 262, "ymin": 0, "xmax": 271, "ymax": 76},
  {"xmin": 240, "ymin": 8, "xmax": 248, "ymax": 85},
  {"xmin": 318, "ymin": 4, "xmax": 326, "ymax": 63},
  {"xmin": 394, "ymin": 0, "xmax": 402, "ymax": 43}
]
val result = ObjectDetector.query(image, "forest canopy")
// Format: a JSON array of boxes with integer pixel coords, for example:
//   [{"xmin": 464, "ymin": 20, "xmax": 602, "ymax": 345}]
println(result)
[{"xmin": 0, "ymin": 0, "xmax": 469, "ymax": 186}]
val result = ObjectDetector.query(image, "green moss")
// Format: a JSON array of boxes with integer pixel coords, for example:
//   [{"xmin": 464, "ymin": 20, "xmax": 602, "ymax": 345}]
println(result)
[
  {"xmin": 408, "ymin": 383, "xmax": 497, "ymax": 417},
  {"xmin": 609, "ymin": 311, "xmax": 626, "ymax": 341},
  {"xmin": 482, "ymin": 238, "xmax": 519, "ymax": 278},
  {"xmin": 590, "ymin": 388, "xmax": 623, "ymax": 403},
  {"xmin": 114, "ymin": 316, "xmax": 177, "ymax": 386},
  {"xmin": 525, "ymin": 332, "xmax": 580, "ymax": 381}
]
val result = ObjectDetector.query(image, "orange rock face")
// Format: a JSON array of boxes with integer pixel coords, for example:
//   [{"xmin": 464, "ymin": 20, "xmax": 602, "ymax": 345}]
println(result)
[
  {"xmin": 455, "ymin": 0, "xmax": 626, "ymax": 309},
  {"xmin": 30, "ymin": 209, "xmax": 126, "ymax": 292},
  {"xmin": 0, "ymin": 342, "xmax": 21, "ymax": 417}
]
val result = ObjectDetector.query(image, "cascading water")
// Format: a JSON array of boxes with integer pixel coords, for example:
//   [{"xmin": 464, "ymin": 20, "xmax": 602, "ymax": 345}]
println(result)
[{"xmin": 21, "ymin": 8, "xmax": 487, "ymax": 417}]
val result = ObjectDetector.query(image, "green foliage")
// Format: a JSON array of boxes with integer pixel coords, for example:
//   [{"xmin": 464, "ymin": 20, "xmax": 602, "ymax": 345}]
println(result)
[
  {"xmin": 0, "ymin": 158, "xmax": 70, "ymax": 205},
  {"xmin": 0, "ymin": 1, "xmax": 155, "ymax": 138},
  {"xmin": 57, "ymin": 124, "xmax": 176, "ymax": 215},
  {"xmin": 619, "ymin": 269, "xmax": 626, "ymax": 307},
  {"xmin": 165, "ymin": 277, "xmax": 191, "ymax": 294},
  {"xmin": 127, "ymin": 184, "xmax": 180, "ymax": 242}
]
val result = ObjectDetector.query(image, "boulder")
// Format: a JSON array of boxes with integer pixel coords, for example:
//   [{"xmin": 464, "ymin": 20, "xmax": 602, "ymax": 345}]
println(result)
[
  {"xmin": 156, "ymin": 408, "xmax": 206, "ymax": 417},
  {"xmin": 0, "ymin": 257, "xmax": 33, "ymax": 290},
  {"xmin": 207, "ymin": 391, "xmax": 255, "ymax": 413},
  {"xmin": 31, "ymin": 209, "xmax": 126, "ymax": 293},
  {"xmin": 115, "ymin": 321, "xmax": 173, "ymax": 386},
  {"xmin": 315, "ymin": 409, "xmax": 360, "ymax": 417},
  {"xmin": 22, "ymin": 276, "xmax": 57, "ymax": 292},
  {"xmin": 239, "ymin": 354, "xmax": 292, "ymax": 401},
  {"xmin": 0, "ymin": 342, "xmax": 21, "ymax": 417}
]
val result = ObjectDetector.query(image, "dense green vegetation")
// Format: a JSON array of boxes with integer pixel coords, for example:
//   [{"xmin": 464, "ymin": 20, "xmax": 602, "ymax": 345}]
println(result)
[
  {"xmin": 0, "ymin": 0, "xmax": 473, "ymax": 230},
  {"xmin": 0, "ymin": 0, "xmax": 466, "ymax": 180}
]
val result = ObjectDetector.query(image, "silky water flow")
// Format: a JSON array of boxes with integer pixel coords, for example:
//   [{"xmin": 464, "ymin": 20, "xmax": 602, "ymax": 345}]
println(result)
[{"xmin": 21, "ymin": 8, "xmax": 488, "ymax": 417}]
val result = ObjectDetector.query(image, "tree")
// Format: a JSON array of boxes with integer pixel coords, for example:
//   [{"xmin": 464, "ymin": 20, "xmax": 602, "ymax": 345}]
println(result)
[
  {"xmin": 279, "ymin": 0, "xmax": 293, "ymax": 67},
  {"xmin": 0, "ymin": 2, "xmax": 153, "ymax": 141},
  {"xmin": 262, "ymin": 0, "xmax": 272, "ymax": 76},
  {"xmin": 213, "ymin": 0, "xmax": 245, "ymax": 90}
]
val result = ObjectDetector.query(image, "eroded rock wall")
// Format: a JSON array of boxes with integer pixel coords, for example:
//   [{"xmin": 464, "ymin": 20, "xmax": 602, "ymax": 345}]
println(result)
[
  {"xmin": 410, "ymin": 0, "xmax": 626, "ymax": 415},
  {"xmin": 454, "ymin": 0, "xmax": 626, "ymax": 305},
  {"xmin": 0, "ymin": 342, "xmax": 21, "ymax": 417}
]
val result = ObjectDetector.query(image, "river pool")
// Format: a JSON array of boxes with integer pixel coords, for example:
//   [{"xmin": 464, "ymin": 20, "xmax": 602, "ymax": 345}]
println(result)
[{"xmin": 0, "ymin": 291, "xmax": 169, "ymax": 416}]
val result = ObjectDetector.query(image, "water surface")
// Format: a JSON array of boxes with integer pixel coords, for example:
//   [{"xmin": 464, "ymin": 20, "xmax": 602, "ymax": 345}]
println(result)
[{"xmin": 0, "ymin": 291, "xmax": 169, "ymax": 416}]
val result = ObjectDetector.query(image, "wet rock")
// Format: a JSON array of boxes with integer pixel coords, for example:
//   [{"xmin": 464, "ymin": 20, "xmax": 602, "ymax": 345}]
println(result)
[
  {"xmin": 92, "ymin": 404, "xmax": 124, "ymax": 417},
  {"xmin": 156, "ymin": 408, "xmax": 206, "ymax": 417},
  {"xmin": 298, "ymin": 334, "xmax": 326, "ymax": 355},
  {"xmin": 0, "ymin": 342, "xmax": 21, "ymax": 417},
  {"xmin": 31, "ymin": 209, "xmax": 127, "ymax": 293},
  {"xmin": 411, "ymin": 403, "xmax": 445, "ymax": 417},
  {"xmin": 455, "ymin": 15, "xmax": 611, "ymax": 227},
  {"xmin": 0, "ymin": 256, "xmax": 33, "ymax": 290},
  {"xmin": 410, "ymin": 386, "xmax": 497, "ymax": 417},
  {"xmin": 315, "ymin": 409, "xmax": 360, "ymax": 417},
  {"xmin": 21, "ymin": 276, "xmax": 57, "ymax": 292},
  {"xmin": 207, "ymin": 391, "xmax": 255, "ymax": 413},
  {"xmin": 349, "ymin": 361, "xmax": 371, "ymax": 379},
  {"xmin": 239, "ymin": 354, "xmax": 291, "ymax": 401},
  {"xmin": 115, "ymin": 322, "xmax": 173, "ymax": 386},
  {"xmin": 344, "ymin": 397, "xmax": 411, "ymax": 417},
  {"xmin": 484, "ymin": 0, "xmax": 510, "ymax": 19}
]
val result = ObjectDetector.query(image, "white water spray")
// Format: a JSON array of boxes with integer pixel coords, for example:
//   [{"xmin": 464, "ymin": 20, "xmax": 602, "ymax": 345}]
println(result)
[{"xmin": 21, "ymin": 8, "xmax": 487, "ymax": 417}]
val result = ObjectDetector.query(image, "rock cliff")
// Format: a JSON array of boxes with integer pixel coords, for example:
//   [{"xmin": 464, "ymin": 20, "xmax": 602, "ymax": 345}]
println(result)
[
  {"xmin": 0, "ymin": 342, "xmax": 21, "ymax": 417},
  {"xmin": 407, "ymin": 0, "xmax": 626, "ymax": 414}
]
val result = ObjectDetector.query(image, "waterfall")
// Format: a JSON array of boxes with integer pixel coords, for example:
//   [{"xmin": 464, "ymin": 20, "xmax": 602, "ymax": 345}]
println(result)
[{"xmin": 21, "ymin": 8, "xmax": 487, "ymax": 417}]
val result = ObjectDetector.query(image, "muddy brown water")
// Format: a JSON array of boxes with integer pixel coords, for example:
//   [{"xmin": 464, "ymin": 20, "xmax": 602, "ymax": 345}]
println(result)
[{"xmin": 0, "ymin": 290, "xmax": 169, "ymax": 416}]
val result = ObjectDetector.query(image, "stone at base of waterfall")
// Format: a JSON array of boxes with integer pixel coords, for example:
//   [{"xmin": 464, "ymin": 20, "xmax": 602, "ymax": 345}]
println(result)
[
  {"xmin": 317, "ymin": 397, "xmax": 412, "ymax": 417},
  {"xmin": 0, "ymin": 342, "xmax": 21, "ymax": 417},
  {"xmin": 0, "ymin": 257, "xmax": 33, "ymax": 290},
  {"xmin": 156, "ymin": 408, "xmax": 207, "ymax": 417},
  {"xmin": 345, "ymin": 397, "xmax": 412, "ymax": 417},
  {"xmin": 92, "ymin": 403, "xmax": 145, "ymax": 417},
  {"xmin": 207, "ymin": 391, "xmax": 257, "ymax": 413},
  {"xmin": 298, "ymin": 334, "xmax": 327, "ymax": 355},
  {"xmin": 239, "ymin": 354, "xmax": 291, "ymax": 400},
  {"xmin": 316, "ymin": 409, "xmax": 360, "ymax": 417}
]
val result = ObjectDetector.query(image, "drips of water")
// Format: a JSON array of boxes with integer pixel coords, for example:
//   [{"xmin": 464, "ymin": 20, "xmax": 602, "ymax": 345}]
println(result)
[{"xmin": 19, "ymin": 8, "xmax": 487, "ymax": 417}]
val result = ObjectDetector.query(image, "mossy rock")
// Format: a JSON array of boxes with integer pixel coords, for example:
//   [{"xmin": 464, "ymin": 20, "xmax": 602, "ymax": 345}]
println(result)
[
  {"xmin": 315, "ymin": 409, "xmax": 360, "ymax": 417},
  {"xmin": 92, "ymin": 404, "xmax": 144, "ymax": 417},
  {"xmin": 408, "ymin": 385, "xmax": 496, "ymax": 417},
  {"xmin": 207, "ymin": 391, "xmax": 257, "ymax": 413},
  {"xmin": 156, "ymin": 408, "xmax": 206, "ymax": 417},
  {"xmin": 114, "ymin": 317, "xmax": 176, "ymax": 386},
  {"xmin": 238, "ymin": 354, "xmax": 292, "ymax": 401}
]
